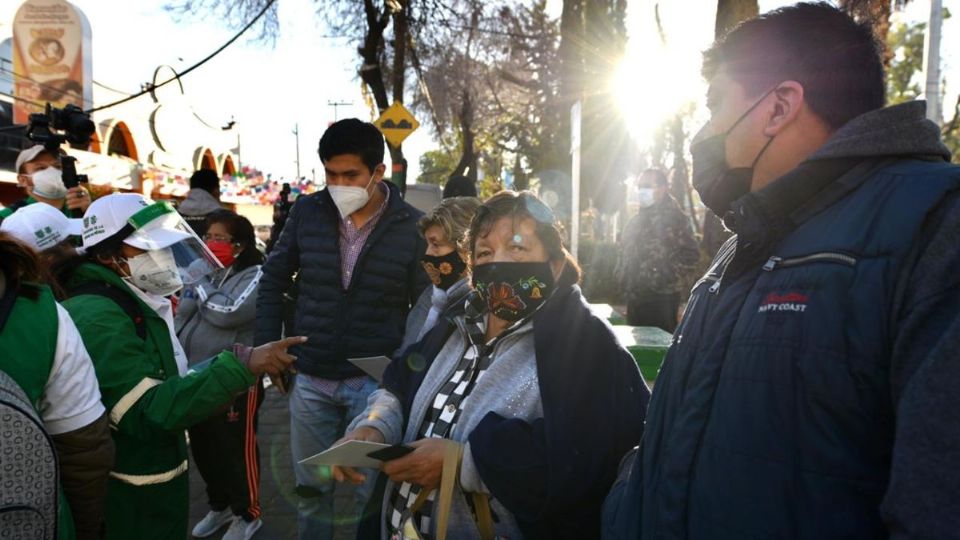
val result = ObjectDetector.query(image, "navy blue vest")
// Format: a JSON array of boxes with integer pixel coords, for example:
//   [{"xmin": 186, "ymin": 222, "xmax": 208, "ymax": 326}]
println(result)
[{"xmin": 612, "ymin": 159, "xmax": 960, "ymax": 539}]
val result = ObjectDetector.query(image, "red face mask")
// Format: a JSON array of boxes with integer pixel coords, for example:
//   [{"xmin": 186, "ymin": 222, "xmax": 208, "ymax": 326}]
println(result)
[{"xmin": 205, "ymin": 240, "xmax": 236, "ymax": 267}]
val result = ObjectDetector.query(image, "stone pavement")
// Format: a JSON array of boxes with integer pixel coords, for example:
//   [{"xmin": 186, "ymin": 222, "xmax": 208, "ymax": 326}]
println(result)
[{"xmin": 188, "ymin": 383, "xmax": 360, "ymax": 540}]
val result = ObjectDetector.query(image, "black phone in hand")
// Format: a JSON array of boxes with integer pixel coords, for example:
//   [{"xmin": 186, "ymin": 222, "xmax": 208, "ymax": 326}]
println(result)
[{"xmin": 367, "ymin": 444, "xmax": 415, "ymax": 461}]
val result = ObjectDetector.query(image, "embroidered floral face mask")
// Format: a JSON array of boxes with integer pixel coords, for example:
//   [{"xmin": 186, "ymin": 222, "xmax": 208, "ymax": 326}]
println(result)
[
  {"xmin": 420, "ymin": 251, "xmax": 468, "ymax": 290},
  {"xmin": 472, "ymin": 261, "xmax": 555, "ymax": 322}
]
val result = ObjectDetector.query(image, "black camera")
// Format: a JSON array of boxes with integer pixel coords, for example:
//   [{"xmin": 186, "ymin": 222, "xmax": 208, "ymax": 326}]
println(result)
[
  {"xmin": 26, "ymin": 103, "xmax": 95, "ymax": 151},
  {"xmin": 24, "ymin": 103, "xmax": 95, "ymax": 194}
]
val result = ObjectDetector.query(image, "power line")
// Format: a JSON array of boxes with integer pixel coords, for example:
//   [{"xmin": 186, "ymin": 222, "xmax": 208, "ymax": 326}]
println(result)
[
  {"xmin": 0, "ymin": 66, "xmax": 94, "ymax": 106},
  {"xmin": 93, "ymin": 79, "xmax": 133, "ymax": 96},
  {"xmin": 0, "ymin": 90, "xmax": 44, "ymax": 108},
  {"xmin": 0, "ymin": 73, "xmax": 167, "ymax": 128},
  {"xmin": 85, "ymin": 0, "xmax": 277, "ymax": 114}
]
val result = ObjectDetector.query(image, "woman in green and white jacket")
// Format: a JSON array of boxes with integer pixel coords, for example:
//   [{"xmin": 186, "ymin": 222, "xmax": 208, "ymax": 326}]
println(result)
[{"xmin": 62, "ymin": 193, "xmax": 303, "ymax": 540}]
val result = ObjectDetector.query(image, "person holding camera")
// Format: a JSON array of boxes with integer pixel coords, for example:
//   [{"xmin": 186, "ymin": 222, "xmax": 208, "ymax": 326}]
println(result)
[
  {"xmin": 61, "ymin": 193, "xmax": 304, "ymax": 540},
  {"xmin": 0, "ymin": 145, "xmax": 90, "ymax": 221}
]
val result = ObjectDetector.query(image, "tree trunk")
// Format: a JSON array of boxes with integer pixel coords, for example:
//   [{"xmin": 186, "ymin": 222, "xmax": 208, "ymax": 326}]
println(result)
[
  {"xmin": 389, "ymin": 2, "xmax": 409, "ymax": 193},
  {"xmin": 451, "ymin": 8, "xmax": 480, "ymax": 183},
  {"xmin": 838, "ymin": 0, "xmax": 896, "ymax": 65},
  {"xmin": 359, "ymin": 0, "xmax": 391, "ymax": 112},
  {"xmin": 451, "ymin": 91, "xmax": 477, "ymax": 181}
]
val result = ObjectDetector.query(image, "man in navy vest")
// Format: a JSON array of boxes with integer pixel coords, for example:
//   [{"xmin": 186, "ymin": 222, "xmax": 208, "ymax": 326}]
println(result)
[
  {"xmin": 603, "ymin": 4, "xmax": 960, "ymax": 539},
  {"xmin": 255, "ymin": 119, "xmax": 428, "ymax": 540}
]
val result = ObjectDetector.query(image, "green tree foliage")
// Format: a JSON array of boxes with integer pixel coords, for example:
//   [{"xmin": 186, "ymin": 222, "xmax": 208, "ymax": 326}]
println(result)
[
  {"xmin": 886, "ymin": 17, "xmax": 926, "ymax": 104},
  {"xmin": 417, "ymin": 147, "xmax": 458, "ymax": 185}
]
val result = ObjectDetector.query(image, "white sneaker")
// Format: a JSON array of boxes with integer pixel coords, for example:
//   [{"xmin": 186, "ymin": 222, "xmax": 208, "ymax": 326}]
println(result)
[
  {"xmin": 222, "ymin": 517, "xmax": 262, "ymax": 540},
  {"xmin": 191, "ymin": 509, "xmax": 234, "ymax": 538}
]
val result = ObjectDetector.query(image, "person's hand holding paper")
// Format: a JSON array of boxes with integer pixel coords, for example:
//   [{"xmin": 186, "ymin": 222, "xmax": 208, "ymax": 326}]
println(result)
[{"xmin": 330, "ymin": 426, "xmax": 386, "ymax": 485}]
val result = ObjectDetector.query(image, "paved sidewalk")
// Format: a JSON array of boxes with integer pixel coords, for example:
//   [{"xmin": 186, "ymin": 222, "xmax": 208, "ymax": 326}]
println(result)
[{"xmin": 188, "ymin": 384, "xmax": 360, "ymax": 540}]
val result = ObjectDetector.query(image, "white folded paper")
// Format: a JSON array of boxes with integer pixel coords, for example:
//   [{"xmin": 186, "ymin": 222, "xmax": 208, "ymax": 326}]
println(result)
[{"xmin": 348, "ymin": 355, "xmax": 392, "ymax": 382}]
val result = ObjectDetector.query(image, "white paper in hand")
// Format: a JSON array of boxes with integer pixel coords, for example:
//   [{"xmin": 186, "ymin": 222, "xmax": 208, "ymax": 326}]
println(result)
[
  {"xmin": 348, "ymin": 355, "xmax": 392, "ymax": 382},
  {"xmin": 298, "ymin": 440, "xmax": 392, "ymax": 469}
]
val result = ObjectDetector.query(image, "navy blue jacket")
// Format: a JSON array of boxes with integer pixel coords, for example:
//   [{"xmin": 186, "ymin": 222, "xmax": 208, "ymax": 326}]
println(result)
[
  {"xmin": 603, "ymin": 102, "xmax": 960, "ymax": 539},
  {"xmin": 254, "ymin": 181, "xmax": 428, "ymax": 379}
]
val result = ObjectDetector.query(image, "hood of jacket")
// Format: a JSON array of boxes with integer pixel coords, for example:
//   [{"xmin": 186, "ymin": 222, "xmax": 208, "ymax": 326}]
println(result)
[
  {"xmin": 808, "ymin": 100, "xmax": 951, "ymax": 163},
  {"xmin": 725, "ymin": 101, "xmax": 953, "ymax": 248},
  {"xmin": 178, "ymin": 188, "xmax": 221, "ymax": 217}
]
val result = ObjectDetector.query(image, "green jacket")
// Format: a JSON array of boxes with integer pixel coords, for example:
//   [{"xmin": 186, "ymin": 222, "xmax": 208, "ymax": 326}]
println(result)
[
  {"xmin": 63, "ymin": 263, "xmax": 254, "ymax": 535},
  {"xmin": 0, "ymin": 283, "xmax": 75, "ymax": 540}
]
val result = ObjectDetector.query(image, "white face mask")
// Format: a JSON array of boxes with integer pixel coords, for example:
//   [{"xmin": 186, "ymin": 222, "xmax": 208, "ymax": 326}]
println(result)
[
  {"xmin": 30, "ymin": 167, "xmax": 68, "ymax": 200},
  {"xmin": 637, "ymin": 187, "xmax": 657, "ymax": 208},
  {"xmin": 124, "ymin": 247, "xmax": 184, "ymax": 296},
  {"xmin": 328, "ymin": 176, "xmax": 375, "ymax": 219}
]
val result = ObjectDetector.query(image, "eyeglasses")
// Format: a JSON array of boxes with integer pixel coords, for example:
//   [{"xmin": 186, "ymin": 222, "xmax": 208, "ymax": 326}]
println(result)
[{"xmin": 203, "ymin": 233, "xmax": 234, "ymax": 243}]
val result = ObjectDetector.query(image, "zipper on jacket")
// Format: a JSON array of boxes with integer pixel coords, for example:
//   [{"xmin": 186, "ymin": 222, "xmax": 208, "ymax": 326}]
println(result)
[{"xmin": 762, "ymin": 252, "xmax": 857, "ymax": 271}]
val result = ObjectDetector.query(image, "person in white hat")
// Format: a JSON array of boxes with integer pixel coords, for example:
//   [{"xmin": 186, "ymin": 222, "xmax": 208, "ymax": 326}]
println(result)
[
  {"xmin": 1, "ymin": 201, "xmax": 83, "ymax": 264},
  {"xmin": 0, "ymin": 145, "xmax": 90, "ymax": 220},
  {"xmin": 60, "ymin": 193, "xmax": 305, "ymax": 540}
]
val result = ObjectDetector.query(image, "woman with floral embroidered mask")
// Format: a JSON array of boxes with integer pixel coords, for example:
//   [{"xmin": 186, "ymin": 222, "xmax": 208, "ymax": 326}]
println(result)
[
  {"xmin": 399, "ymin": 196, "xmax": 482, "ymax": 354},
  {"xmin": 334, "ymin": 190, "xmax": 650, "ymax": 539}
]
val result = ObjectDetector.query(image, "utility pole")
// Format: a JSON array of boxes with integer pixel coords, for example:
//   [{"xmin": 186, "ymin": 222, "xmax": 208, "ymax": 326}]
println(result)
[
  {"xmin": 328, "ymin": 100, "xmax": 353, "ymax": 122},
  {"xmin": 292, "ymin": 123, "xmax": 301, "ymax": 179},
  {"xmin": 922, "ymin": 0, "xmax": 943, "ymax": 123}
]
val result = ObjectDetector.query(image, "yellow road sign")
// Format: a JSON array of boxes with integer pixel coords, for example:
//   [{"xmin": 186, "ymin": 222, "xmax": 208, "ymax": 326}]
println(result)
[{"xmin": 374, "ymin": 102, "xmax": 420, "ymax": 148}]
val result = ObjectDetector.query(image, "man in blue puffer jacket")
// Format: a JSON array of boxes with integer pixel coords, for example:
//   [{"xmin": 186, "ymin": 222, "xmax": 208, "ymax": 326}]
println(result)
[
  {"xmin": 255, "ymin": 119, "xmax": 428, "ymax": 540},
  {"xmin": 603, "ymin": 3, "xmax": 960, "ymax": 539}
]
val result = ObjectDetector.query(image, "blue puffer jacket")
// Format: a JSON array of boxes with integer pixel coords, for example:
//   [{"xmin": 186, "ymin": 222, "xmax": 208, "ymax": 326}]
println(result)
[
  {"xmin": 603, "ymin": 102, "xmax": 960, "ymax": 539},
  {"xmin": 254, "ymin": 181, "xmax": 428, "ymax": 379}
]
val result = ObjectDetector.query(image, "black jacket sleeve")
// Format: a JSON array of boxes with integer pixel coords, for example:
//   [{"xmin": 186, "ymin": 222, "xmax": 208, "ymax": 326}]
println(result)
[
  {"xmin": 51, "ymin": 412, "xmax": 115, "ymax": 540},
  {"xmin": 882, "ymin": 189, "xmax": 960, "ymax": 538},
  {"xmin": 255, "ymin": 196, "xmax": 303, "ymax": 346}
]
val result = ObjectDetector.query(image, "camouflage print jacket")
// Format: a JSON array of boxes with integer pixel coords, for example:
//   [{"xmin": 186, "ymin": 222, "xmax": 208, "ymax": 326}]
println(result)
[{"xmin": 617, "ymin": 195, "xmax": 700, "ymax": 298}]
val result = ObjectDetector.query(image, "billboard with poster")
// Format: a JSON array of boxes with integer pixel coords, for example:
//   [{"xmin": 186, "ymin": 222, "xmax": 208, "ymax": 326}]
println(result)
[{"xmin": 12, "ymin": 0, "xmax": 92, "ymax": 123}]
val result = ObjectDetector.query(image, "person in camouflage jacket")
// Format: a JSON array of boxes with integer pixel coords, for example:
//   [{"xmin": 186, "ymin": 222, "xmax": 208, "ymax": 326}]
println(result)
[{"xmin": 616, "ymin": 169, "xmax": 699, "ymax": 332}]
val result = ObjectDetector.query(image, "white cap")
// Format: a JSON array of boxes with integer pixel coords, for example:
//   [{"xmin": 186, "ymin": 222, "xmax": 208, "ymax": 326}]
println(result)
[
  {"xmin": 82, "ymin": 193, "xmax": 191, "ymax": 250},
  {"xmin": 0, "ymin": 202, "xmax": 82, "ymax": 251},
  {"xmin": 15, "ymin": 145, "xmax": 52, "ymax": 174}
]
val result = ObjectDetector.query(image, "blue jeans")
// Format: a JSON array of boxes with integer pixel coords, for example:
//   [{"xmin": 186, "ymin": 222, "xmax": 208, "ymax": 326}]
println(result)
[{"xmin": 290, "ymin": 374, "xmax": 378, "ymax": 540}]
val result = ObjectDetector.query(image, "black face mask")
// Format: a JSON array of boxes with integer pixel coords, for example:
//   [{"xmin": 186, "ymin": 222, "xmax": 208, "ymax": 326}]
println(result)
[
  {"xmin": 420, "ymin": 251, "xmax": 467, "ymax": 290},
  {"xmin": 691, "ymin": 86, "xmax": 778, "ymax": 216},
  {"xmin": 472, "ymin": 261, "xmax": 555, "ymax": 322}
]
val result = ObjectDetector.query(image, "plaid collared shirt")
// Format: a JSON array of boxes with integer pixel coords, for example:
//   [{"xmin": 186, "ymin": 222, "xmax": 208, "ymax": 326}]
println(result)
[{"xmin": 340, "ymin": 182, "xmax": 390, "ymax": 289}]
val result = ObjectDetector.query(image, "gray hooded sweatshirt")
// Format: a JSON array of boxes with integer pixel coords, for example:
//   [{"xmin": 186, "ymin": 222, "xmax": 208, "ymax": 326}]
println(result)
[{"xmin": 175, "ymin": 264, "xmax": 262, "ymax": 365}]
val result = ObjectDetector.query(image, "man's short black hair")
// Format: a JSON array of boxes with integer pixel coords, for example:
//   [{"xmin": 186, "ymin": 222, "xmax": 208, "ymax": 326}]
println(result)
[
  {"xmin": 703, "ymin": 2, "xmax": 884, "ymax": 131},
  {"xmin": 190, "ymin": 168, "xmax": 220, "ymax": 193},
  {"xmin": 317, "ymin": 118, "xmax": 385, "ymax": 172}
]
